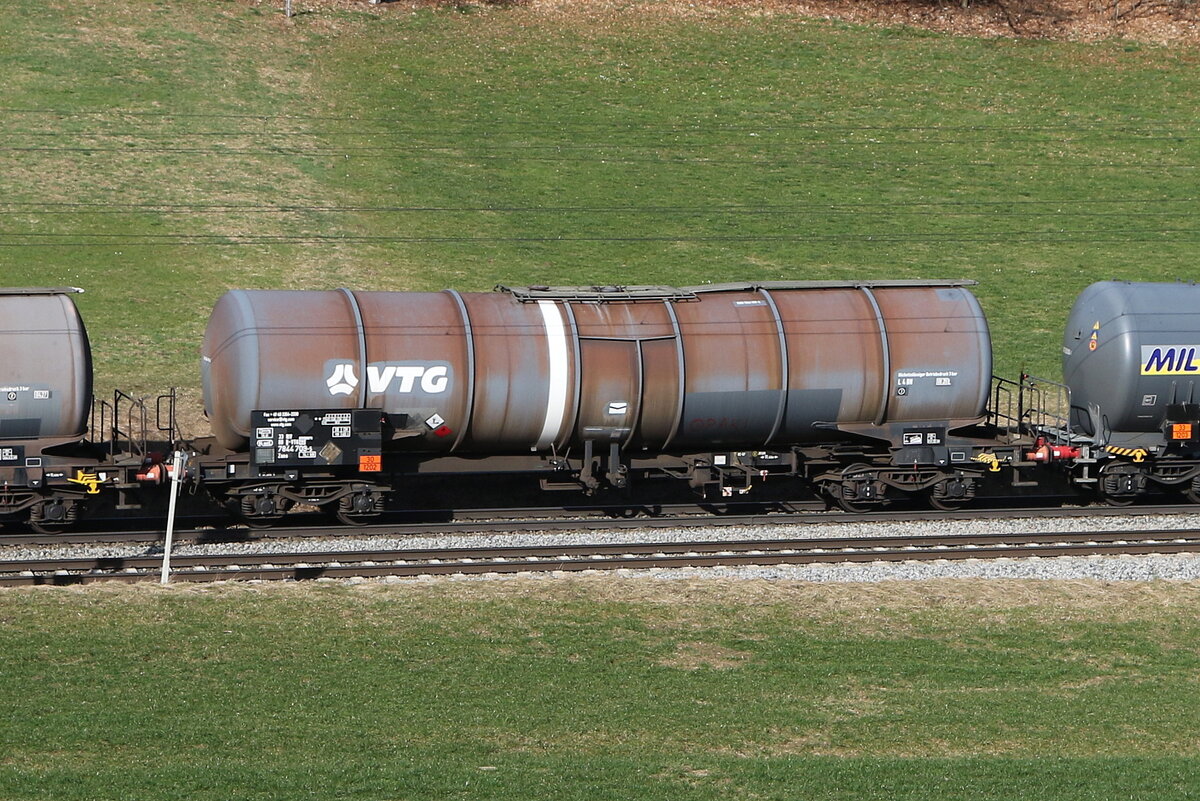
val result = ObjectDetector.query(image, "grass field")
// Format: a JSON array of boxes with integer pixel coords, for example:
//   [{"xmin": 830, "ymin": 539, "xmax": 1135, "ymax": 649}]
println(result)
[
  {"xmin": 4, "ymin": 2, "xmax": 1200, "ymax": 797},
  {"xmin": 3, "ymin": 0, "xmax": 1200, "ymax": 427},
  {"xmin": 3, "ymin": 579, "xmax": 1200, "ymax": 800}
]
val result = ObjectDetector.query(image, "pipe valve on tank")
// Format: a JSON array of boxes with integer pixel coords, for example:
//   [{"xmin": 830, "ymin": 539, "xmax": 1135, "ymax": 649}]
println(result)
[
  {"xmin": 137, "ymin": 453, "xmax": 188, "ymax": 484},
  {"xmin": 1026, "ymin": 438, "xmax": 1082, "ymax": 463}
]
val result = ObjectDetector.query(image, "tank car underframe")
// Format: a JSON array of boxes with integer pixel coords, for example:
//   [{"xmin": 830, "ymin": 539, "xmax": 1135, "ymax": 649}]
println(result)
[
  {"xmin": 1018, "ymin": 416, "xmax": 1200, "ymax": 505},
  {"xmin": 811, "ymin": 462, "xmax": 991, "ymax": 513},
  {"xmin": 192, "ymin": 451, "xmax": 391, "ymax": 527},
  {"xmin": 1, "ymin": 439, "xmax": 107, "ymax": 532},
  {"xmin": 1, "ymin": 478, "xmax": 94, "ymax": 533},
  {"xmin": 1, "ymin": 456, "xmax": 179, "ymax": 532},
  {"xmin": 190, "ymin": 428, "xmax": 1047, "ymax": 523},
  {"xmin": 216, "ymin": 479, "xmax": 391, "ymax": 527},
  {"xmin": 1022, "ymin": 388, "xmax": 1200, "ymax": 505}
]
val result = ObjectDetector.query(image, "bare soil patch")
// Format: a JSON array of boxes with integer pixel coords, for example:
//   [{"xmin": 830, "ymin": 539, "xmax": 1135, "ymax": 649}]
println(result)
[{"xmin": 272, "ymin": 0, "xmax": 1200, "ymax": 45}]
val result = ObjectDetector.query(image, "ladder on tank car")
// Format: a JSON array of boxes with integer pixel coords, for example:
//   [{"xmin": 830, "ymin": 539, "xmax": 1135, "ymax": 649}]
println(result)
[{"xmin": 91, "ymin": 388, "xmax": 180, "ymax": 460}]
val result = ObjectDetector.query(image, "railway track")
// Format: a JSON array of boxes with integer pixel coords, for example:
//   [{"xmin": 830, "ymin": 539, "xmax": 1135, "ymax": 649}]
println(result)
[
  {"xmin": 5, "ymin": 528, "xmax": 1200, "ymax": 586},
  {"xmin": 1, "ymin": 499, "xmax": 1194, "ymax": 548}
]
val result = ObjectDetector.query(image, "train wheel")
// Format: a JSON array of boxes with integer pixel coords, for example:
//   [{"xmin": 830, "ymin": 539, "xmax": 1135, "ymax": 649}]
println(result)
[
  {"xmin": 29, "ymin": 519, "xmax": 70, "ymax": 535},
  {"xmin": 829, "ymin": 464, "xmax": 886, "ymax": 513},
  {"xmin": 232, "ymin": 492, "xmax": 291, "ymax": 528},
  {"xmin": 28, "ymin": 499, "xmax": 77, "ymax": 534},
  {"xmin": 1183, "ymin": 477, "xmax": 1200, "ymax": 504},
  {"xmin": 1098, "ymin": 470, "xmax": 1142, "ymax": 507},
  {"xmin": 928, "ymin": 477, "xmax": 976, "ymax": 511},
  {"xmin": 334, "ymin": 488, "xmax": 384, "ymax": 526},
  {"xmin": 928, "ymin": 495, "xmax": 967, "ymax": 512}
]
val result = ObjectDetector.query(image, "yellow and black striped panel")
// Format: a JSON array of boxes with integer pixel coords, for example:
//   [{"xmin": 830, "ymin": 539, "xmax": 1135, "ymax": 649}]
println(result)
[{"xmin": 1104, "ymin": 446, "xmax": 1148, "ymax": 462}]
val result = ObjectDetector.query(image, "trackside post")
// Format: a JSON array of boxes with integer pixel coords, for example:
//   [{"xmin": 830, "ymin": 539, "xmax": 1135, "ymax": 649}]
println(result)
[{"xmin": 160, "ymin": 450, "xmax": 186, "ymax": 584}]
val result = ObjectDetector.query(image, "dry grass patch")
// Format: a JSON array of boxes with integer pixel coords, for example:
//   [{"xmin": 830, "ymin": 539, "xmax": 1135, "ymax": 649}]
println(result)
[
  {"xmin": 658, "ymin": 640, "xmax": 753, "ymax": 670},
  {"xmin": 30, "ymin": 572, "xmax": 1200, "ymax": 624},
  {"xmin": 409, "ymin": 574, "xmax": 1200, "ymax": 627}
]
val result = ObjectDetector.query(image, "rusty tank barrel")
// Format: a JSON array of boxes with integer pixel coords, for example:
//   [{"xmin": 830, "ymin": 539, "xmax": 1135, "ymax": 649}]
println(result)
[
  {"xmin": 201, "ymin": 281, "xmax": 991, "ymax": 453},
  {"xmin": 0, "ymin": 288, "xmax": 92, "ymax": 440}
]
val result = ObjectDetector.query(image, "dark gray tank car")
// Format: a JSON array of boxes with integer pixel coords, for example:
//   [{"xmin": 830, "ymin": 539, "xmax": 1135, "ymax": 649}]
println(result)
[
  {"xmin": 0, "ymin": 288, "xmax": 92, "ymax": 441},
  {"xmin": 1064, "ymin": 281, "xmax": 1200, "ymax": 445}
]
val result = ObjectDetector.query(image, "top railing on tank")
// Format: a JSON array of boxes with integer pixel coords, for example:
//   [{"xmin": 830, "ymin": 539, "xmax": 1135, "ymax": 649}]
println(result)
[
  {"xmin": 497, "ymin": 285, "xmax": 700, "ymax": 303},
  {"xmin": 498, "ymin": 279, "xmax": 979, "ymax": 303},
  {"xmin": 0, "ymin": 287, "xmax": 85, "ymax": 296},
  {"xmin": 686, "ymin": 279, "xmax": 979, "ymax": 292}
]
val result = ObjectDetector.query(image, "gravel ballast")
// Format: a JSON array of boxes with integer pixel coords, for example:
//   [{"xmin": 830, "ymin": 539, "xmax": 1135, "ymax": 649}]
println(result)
[{"xmin": 7, "ymin": 512, "xmax": 1200, "ymax": 584}]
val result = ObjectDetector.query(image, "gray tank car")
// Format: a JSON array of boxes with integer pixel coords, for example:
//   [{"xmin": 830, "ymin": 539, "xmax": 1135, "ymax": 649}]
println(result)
[
  {"xmin": 1052, "ymin": 280, "xmax": 1200, "ymax": 503},
  {"xmin": 0, "ymin": 288, "xmax": 184, "ymax": 532},
  {"xmin": 33, "ymin": 278, "xmax": 1192, "ymax": 532},
  {"xmin": 0, "ymin": 288, "xmax": 99, "ymax": 531},
  {"xmin": 0, "ymin": 288, "xmax": 92, "ymax": 441},
  {"xmin": 197, "ymin": 281, "xmax": 995, "ymax": 520},
  {"xmin": 1064, "ymin": 281, "xmax": 1200, "ymax": 445},
  {"xmin": 202, "ymin": 281, "xmax": 991, "ymax": 453}
]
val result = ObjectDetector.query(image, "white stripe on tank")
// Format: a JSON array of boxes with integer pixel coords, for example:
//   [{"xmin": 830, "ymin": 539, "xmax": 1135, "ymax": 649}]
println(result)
[{"xmin": 535, "ymin": 300, "xmax": 570, "ymax": 451}]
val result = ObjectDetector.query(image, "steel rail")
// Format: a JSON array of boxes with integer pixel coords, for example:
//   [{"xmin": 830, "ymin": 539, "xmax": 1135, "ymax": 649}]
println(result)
[
  {"xmin": 4, "ymin": 528, "xmax": 1200, "ymax": 586},
  {"xmin": 1, "ymin": 500, "xmax": 1196, "ymax": 549}
]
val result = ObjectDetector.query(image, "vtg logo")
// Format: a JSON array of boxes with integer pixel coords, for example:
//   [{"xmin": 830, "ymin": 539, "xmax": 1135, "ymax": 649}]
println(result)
[
  {"xmin": 326, "ymin": 363, "xmax": 359, "ymax": 396},
  {"xmin": 325, "ymin": 361, "xmax": 451, "ymax": 396}
]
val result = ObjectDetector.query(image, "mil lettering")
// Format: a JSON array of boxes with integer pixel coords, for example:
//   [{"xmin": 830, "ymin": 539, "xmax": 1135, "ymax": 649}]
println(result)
[{"xmin": 1142, "ymin": 346, "xmax": 1200, "ymax": 375}]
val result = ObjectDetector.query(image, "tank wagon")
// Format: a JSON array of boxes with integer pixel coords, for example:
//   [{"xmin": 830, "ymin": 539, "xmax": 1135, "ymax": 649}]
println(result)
[
  {"xmin": 1043, "ymin": 280, "xmax": 1200, "ymax": 503},
  {"xmin": 1, "ymin": 288, "xmax": 92, "ymax": 441},
  {"xmin": 195, "ymin": 280, "xmax": 998, "ymax": 522},
  {"xmin": 0, "ymin": 288, "xmax": 178, "ymax": 531},
  {"xmin": 9, "ymin": 278, "xmax": 1200, "ymax": 534}
]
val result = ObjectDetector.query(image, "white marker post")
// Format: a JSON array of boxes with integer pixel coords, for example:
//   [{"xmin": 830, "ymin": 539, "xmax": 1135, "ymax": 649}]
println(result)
[{"xmin": 160, "ymin": 450, "xmax": 186, "ymax": 584}]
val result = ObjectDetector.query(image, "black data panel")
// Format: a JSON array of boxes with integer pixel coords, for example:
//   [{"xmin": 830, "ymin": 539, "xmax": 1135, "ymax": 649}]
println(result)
[{"xmin": 250, "ymin": 410, "xmax": 382, "ymax": 470}]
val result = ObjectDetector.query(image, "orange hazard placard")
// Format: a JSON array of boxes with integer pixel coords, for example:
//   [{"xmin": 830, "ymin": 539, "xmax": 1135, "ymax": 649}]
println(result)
[
  {"xmin": 1172, "ymin": 423, "xmax": 1193, "ymax": 441},
  {"xmin": 359, "ymin": 454, "xmax": 382, "ymax": 472}
]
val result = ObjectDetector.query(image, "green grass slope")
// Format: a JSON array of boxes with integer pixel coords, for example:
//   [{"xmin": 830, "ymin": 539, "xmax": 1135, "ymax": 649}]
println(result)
[
  {"xmin": 2, "ymin": 580, "xmax": 1200, "ymax": 800},
  {"xmin": 3, "ymin": 1, "xmax": 1199, "ymax": 424},
  {"xmin": 3, "ymin": 6, "xmax": 1200, "ymax": 797}
]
